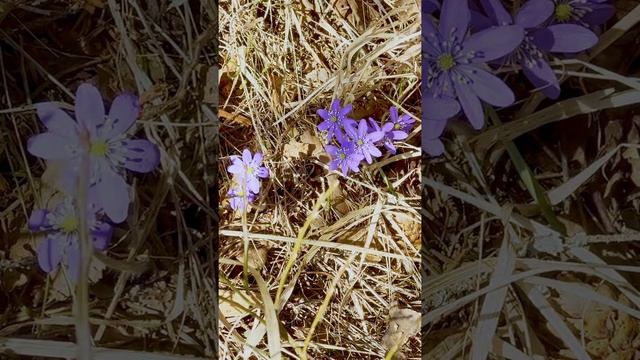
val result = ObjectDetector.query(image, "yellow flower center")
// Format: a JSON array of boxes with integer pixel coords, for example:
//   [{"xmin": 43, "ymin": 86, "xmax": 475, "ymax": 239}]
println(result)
[
  {"xmin": 329, "ymin": 115, "xmax": 338, "ymax": 123},
  {"xmin": 437, "ymin": 53, "xmax": 456, "ymax": 71},
  {"xmin": 555, "ymin": 3, "xmax": 572, "ymax": 21},
  {"xmin": 394, "ymin": 123, "xmax": 401, "ymax": 130},
  {"xmin": 357, "ymin": 139, "xmax": 364, "ymax": 146},
  {"xmin": 247, "ymin": 167, "xmax": 254, "ymax": 175},
  {"xmin": 90, "ymin": 140, "xmax": 109, "ymax": 157},
  {"xmin": 338, "ymin": 153, "xmax": 346, "ymax": 160},
  {"xmin": 61, "ymin": 216, "xmax": 79, "ymax": 233}
]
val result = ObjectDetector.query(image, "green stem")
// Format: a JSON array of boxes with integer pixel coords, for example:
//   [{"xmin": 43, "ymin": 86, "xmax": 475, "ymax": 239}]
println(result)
[
  {"xmin": 486, "ymin": 107, "xmax": 566, "ymax": 235},
  {"xmin": 75, "ymin": 127, "xmax": 93, "ymax": 359}
]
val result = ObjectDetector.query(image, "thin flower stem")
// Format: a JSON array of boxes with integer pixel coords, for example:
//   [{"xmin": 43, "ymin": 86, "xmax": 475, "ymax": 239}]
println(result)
[
  {"xmin": 241, "ymin": 175, "xmax": 250, "ymax": 289},
  {"xmin": 75, "ymin": 127, "xmax": 93, "ymax": 360},
  {"xmin": 274, "ymin": 181, "xmax": 338, "ymax": 309}
]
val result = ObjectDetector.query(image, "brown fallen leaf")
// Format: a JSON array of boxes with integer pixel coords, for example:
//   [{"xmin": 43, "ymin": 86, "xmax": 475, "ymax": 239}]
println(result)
[
  {"xmin": 235, "ymin": 246, "xmax": 268, "ymax": 271},
  {"xmin": 220, "ymin": 108, "xmax": 252, "ymax": 127},
  {"xmin": 381, "ymin": 302, "xmax": 420, "ymax": 359}
]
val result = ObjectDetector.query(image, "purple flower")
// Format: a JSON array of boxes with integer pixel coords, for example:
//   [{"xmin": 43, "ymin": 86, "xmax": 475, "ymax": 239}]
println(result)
[
  {"xmin": 326, "ymin": 132, "xmax": 364, "ymax": 175},
  {"xmin": 368, "ymin": 117, "xmax": 408, "ymax": 155},
  {"xmin": 27, "ymin": 83, "xmax": 160, "ymax": 223},
  {"xmin": 479, "ymin": 0, "xmax": 598, "ymax": 99},
  {"xmin": 551, "ymin": 0, "xmax": 615, "ymax": 27},
  {"xmin": 388, "ymin": 106, "xmax": 415, "ymax": 133},
  {"xmin": 226, "ymin": 149, "xmax": 268, "ymax": 211},
  {"xmin": 423, "ymin": 0, "xmax": 524, "ymax": 128},
  {"xmin": 317, "ymin": 99, "xmax": 357, "ymax": 141},
  {"xmin": 29, "ymin": 197, "xmax": 112, "ymax": 281},
  {"xmin": 345, "ymin": 119, "xmax": 385, "ymax": 164},
  {"xmin": 227, "ymin": 186, "xmax": 257, "ymax": 212},
  {"xmin": 227, "ymin": 149, "xmax": 269, "ymax": 194}
]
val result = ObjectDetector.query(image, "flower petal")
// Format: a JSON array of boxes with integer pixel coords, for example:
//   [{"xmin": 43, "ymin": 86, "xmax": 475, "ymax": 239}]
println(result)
[
  {"xmin": 464, "ymin": 25, "xmax": 524, "ymax": 63},
  {"xmin": 423, "ymin": 93, "xmax": 461, "ymax": 121},
  {"xmin": 35, "ymin": 103, "xmax": 79, "ymax": 137},
  {"xmin": 389, "ymin": 106, "xmax": 399, "ymax": 122},
  {"xmin": 317, "ymin": 108, "xmax": 330, "ymax": 120},
  {"xmin": 228, "ymin": 163, "xmax": 244, "ymax": 174},
  {"xmin": 367, "ymin": 131, "xmax": 385, "ymax": 143},
  {"xmin": 37, "ymin": 234, "xmax": 63, "ymax": 273},
  {"xmin": 75, "ymin": 83, "xmax": 105, "ymax": 137},
  {"xmin": 454, "ymin": 81, "xmax": 485, "ymax": 129},
  {"xmin": 479, "ymin": 0, "xmax": 512, "ymax": 25},
  {"xmin": 470, "ymin": 9, "xmax": 495, "ymax": 31},
  {"xmin": 123, "ymin": 139, "xmax": 160, "ymax": 173},
  {"xmin": 422, "ymin": 17, "xmax": 442, "ymax": 57},
  {"xmin": 522, "ymin": 59, "xmax": 561, "ymax": 99},
  {"xmin": 252, "ymin": 152, "xmax": 263, "ymax": 167},
  {"xmin": 91, "ymin": 222, "xmax": 113, "ymax": 251},
  {"xmin": 242, "ymin": 149, "xmax": 252, "ymax": 163},
  {"xmin": 424, "ymin": 139, "xmax": 445, "ymax": 156},
  {"xmin": 390, "ymin": 130, "xmax": 408, "ymax": 140},
  {"xmin": 424, "ymin": 119, "xmax": 448, "ymax": 140},
  {"xmin": 28, "ymin": 133, "xmax": 79, "ymax": 160},
  {"xmin": 459, "ymin": 65, "xmax": 515, "ymax": 107},
  {"xmin": 247, "ymin": 177, "xmax": 261, "ymax": 193},
  {"xmin": 29, "ymin": 209, "xmax": 51, "ymax": 231},
  {"xmin": 344, "ymin": 123, "xmax": 358, "ymax": 139},
  {"xmin": 97, "ymin": 168, "xmax": 129, "ymax": 223},
  {"xmin": 423, "ymin": 0, "xmax": 439, "ymax": 14},
  {"xmin": 532, "ymin": 24, "xmax": 598, "ymax": 53},
  {"xmin": 330, "ymin": 99, "xmax": 341, "ymax": 113},
  {"xmin": 339, "ymin": 103, "xmax": 352, "ymax": 116},
  {"xmin": 256, "ymin": 167, "xmax": 269, "ymax": 178},
  {"xmin": 515, "ymin": 0, "xmax": 554, "ymax": 28},
  {"xmin": 368, "ymin": 145, "xmax": 382, "ymax": 158},
  {"xmin": 105, "ymin": 93, "xmax": 139, "ymax": 139},
  {"xmin": 440, "ymin": 0, "xmax": 470, "ymax": 42},
  {"xmin": 582, "ymin": 4, "xmax": 615, "ymax": 27}
]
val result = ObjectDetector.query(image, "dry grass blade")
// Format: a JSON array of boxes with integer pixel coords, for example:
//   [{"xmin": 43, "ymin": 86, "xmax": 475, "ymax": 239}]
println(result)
[
  {"xmin": 250, "ymin": 268, "xmax": 282, "ymax": 360},
  {"xmin": 0, "ymin": 337, "xmax": 206, "ymax": 360},
  {"xmin": 519, "ymin": 284, "xmax": 591, "ymax": 359},
  {"xmin": 471, "ymin": 233, "xmax": 516, "ymax": 360}
]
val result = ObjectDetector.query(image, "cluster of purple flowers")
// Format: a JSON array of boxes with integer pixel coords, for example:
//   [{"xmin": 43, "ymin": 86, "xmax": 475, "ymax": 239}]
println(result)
[
  {"xmin": 27, "ymin": 83, "xmax": 160, "ymax": 279},
  {"xmin": 317, "ymin": 100, "xmax": 415, "ymax": 176},
  {"xmin": 423, "ymin": 0, "xmax": 614, "ymax": 156},
  {"xmin": 226, "ymin": 149, "xmax": 269, "ymax": 211}
]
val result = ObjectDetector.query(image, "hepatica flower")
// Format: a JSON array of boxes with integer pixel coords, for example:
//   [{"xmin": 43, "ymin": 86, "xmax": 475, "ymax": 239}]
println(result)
[
  {"xmin": 227, "ymin": 186, "xmax": 257, "ymax": 212},
  {"xmin": 423, "ymin": 0, "xmax": 524, "ymax": 128},
  {"xmin": 317, "ymin": 99, "xmax": 357, "ymax": 141},
  {"xmin": 227, "ymin": 149, "xmax": 268, "ymax": 211},
  {"xmin": 479, "ymin": 0, "xmax": 598, "ymax": 99},
  {"xmin": 27, "ymin": 83, "xmax": 160, "ymax": 223},
  {"xmin": 388, "ymin": 106, "xmax": 415, "ymax": 134},
  {"xmin": 345, "ymin": 119, "xmax": 384, "ymax": 164},
  {"xmin": 551, "ymin": 0, "xmax": 615, "ymax": 27},
  {"xmin": 29, "ymin": 197, "xmax": 112, "ymax": 280},
  {"xmin": 326, "ymin": 132, "xmax": 364, "ymax": 175},
  {"xmin": 317, "ymin": 100, "xmax": 414, "ymax": 173},
  {"xmin": 368, "ymin": 116, "xmax": 408, "ymax": 155}
]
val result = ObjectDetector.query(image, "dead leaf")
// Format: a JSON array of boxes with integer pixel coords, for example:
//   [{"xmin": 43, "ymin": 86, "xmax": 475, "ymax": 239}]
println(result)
[
  {"xmin": 219, "ymin": 288, "xmax": 256, "ymax": 320},
  {"xmin": 283, "ymin": 139, "xmax": 312, "ymax": 160},
  {"xmin": 236, "ymin": 246, "xmax": 268, "ymax": 271},
  {"xmin": 305, "ymin": 68, "xmax": 329, "ymax": 84},
  {"xmin": 381, "ymin": 302, "xmax": 420, "ymax": 359},
  {"xmin": 220, "ymin": 108, "xmax": 252, "ymax": 127}
]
